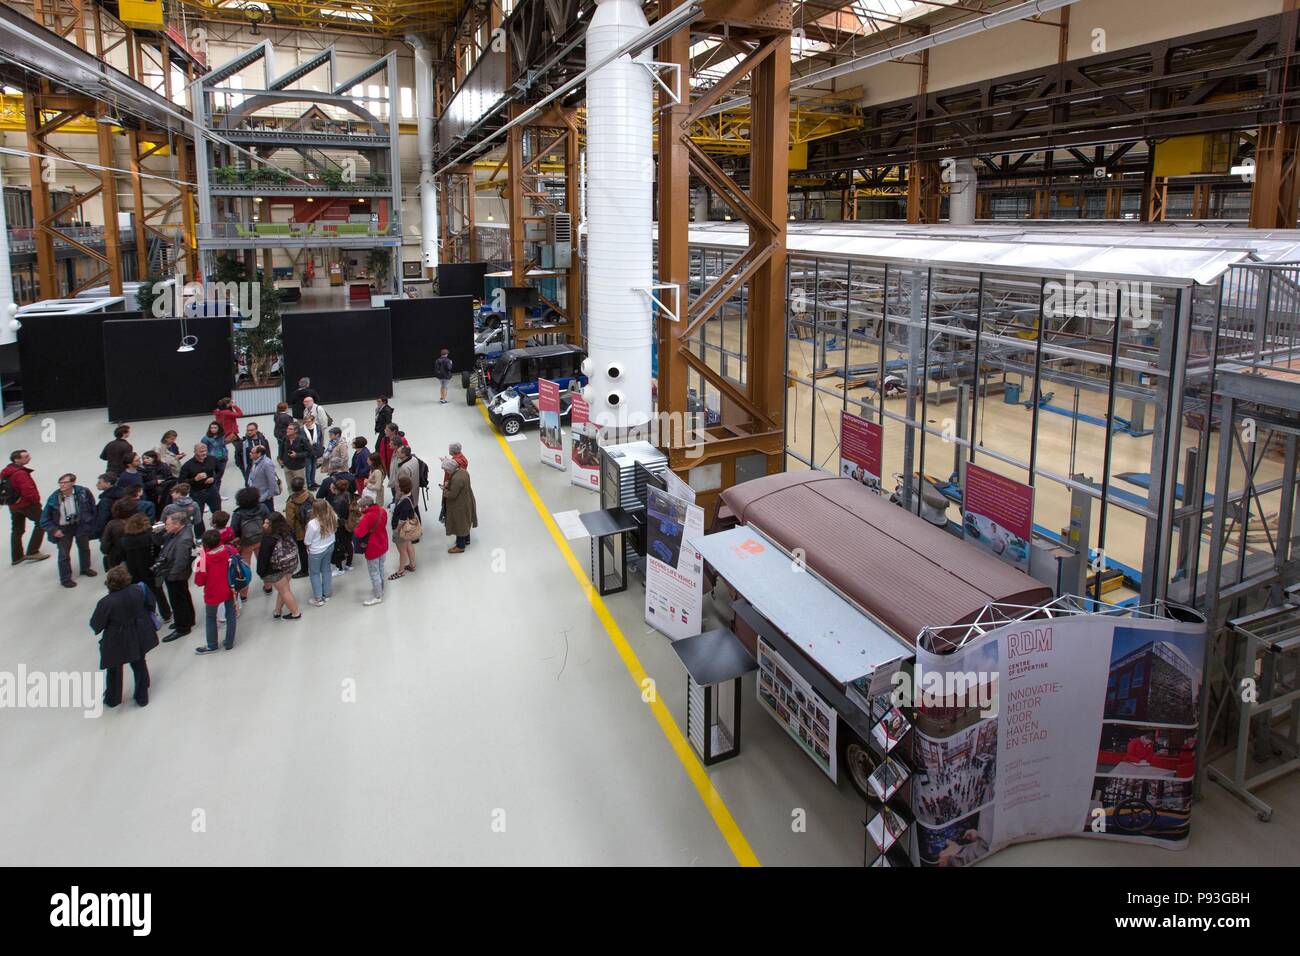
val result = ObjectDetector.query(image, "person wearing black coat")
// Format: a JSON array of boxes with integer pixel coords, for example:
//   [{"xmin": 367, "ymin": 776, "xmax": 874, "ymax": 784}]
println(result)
[
  {"xmin": 289, "ymin": 379, "xmax": 321, "ymax": 420},
  {"xmin": 374, "ymin": 397, "xmax": 393, "ymax": 444},
  {"xmin": 119, "ymin": 512, "xmax": 171, "ymax": 622},
  {"xmin": 89, "ymin": 564, "xmax": 159, "ymax": 708},
  {"xmin": 139, "ymin": 452, "xmax": 175, "ymax": 517}
]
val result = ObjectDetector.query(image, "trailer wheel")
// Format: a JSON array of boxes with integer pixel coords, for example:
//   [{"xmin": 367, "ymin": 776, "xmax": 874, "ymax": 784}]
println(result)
[
  {"xmin": 839, "ymin": 725, "xmax": 876, "ymax": 801},
  {"xmin": 461, "ymin": 370, "xmax": 471, "ymax": 388},
  {"xmin": 467, "ymin": 387, "xmax": 477, "ymax": 407}
]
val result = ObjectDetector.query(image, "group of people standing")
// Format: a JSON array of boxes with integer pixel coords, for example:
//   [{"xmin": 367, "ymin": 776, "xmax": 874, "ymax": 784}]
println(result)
[{"xmin": 2, "ymin": 378, "xmax": 477, "ymax": 708}]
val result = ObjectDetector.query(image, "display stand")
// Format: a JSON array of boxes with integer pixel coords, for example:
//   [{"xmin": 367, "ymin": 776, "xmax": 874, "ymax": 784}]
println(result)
[
  {"xmin": 670, "ymin": 628, "xmax": 757, "ymax": 765},
  {"xmin": 579, "ymin": 507, "xmax": 640, "ymax": 595},
  {"xmin": 858, "ymin": 692, "xmax": 917, "ymax": 867}
]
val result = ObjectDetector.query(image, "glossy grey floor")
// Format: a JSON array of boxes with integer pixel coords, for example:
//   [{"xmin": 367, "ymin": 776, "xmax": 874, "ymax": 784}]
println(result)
[{"xmin": 0, "ymin": 379, "xmax": 1297, "ymax": 866}]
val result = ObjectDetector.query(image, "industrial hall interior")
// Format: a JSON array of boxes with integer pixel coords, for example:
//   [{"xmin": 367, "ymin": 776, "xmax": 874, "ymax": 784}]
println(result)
[{"xmin": 4, "ymin": 0, "xmax": 1300, "ymax": 872}]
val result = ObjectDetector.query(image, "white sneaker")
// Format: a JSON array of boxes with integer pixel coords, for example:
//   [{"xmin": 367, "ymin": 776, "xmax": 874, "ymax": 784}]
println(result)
[{"xmin": 363, "ymin": 597, "xmax": 383, "ymax": 606}]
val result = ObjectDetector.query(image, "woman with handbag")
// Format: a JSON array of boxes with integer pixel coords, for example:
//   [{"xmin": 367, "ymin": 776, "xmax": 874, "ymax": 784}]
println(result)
[
  {"xmin": 89, "ymin": 564, "xmax": 159, "ymax": 708},
  {"xmin": 388, "ymin": 475, "xmax": 420, "ymax": 580},
  {"xmin": 256, "ymin": 512, "xmax": 302, "ymax": 620},
  {"xmin": 119, "ymin": 512, "xmax": 171, "ymax": 623}
]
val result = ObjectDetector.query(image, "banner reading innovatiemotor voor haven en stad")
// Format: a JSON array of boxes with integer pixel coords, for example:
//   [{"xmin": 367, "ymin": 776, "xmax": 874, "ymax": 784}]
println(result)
[{"xmin": 912, "ymin": 613, "xmax": 1205, "ymax": 866}]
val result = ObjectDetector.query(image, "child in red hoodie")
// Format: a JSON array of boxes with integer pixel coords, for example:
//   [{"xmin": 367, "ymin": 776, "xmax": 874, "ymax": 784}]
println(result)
[
  {"xmin": 194, "ymin": 529, "xmax": 238, "ymax": 654},
  {"xmin": 212, "ymin": 510, "xmax": 236, "ymax": 547}
]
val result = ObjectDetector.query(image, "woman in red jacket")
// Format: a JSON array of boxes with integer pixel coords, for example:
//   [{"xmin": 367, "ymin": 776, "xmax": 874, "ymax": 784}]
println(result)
[
  {"xmin": 351, "ymin": 494, "xmax": 390, "ymax": 606},
  {"xmin": 213, "ymin": 397, "xmax": 244, "ymax": 440},
  {"xmin": 193, "ymin": 528, "xmax": 238, "ymax": 654}
]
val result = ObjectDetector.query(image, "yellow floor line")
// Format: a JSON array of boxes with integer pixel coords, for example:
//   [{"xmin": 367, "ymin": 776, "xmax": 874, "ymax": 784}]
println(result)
[
  {"xmin": 478, "ymin": 402, "xmax": 760, "ymax": 867},
  {"xmin": 0, "ymin": 413, "xmax": 31, "ymax": 434}
]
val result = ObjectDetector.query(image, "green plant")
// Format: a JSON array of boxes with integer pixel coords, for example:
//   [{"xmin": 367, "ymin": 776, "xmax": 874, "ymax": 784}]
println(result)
[
  {"xmin": 234, "ymin": 273, "xmax": 283, "ymax": 387},
  {"xmin": 367, "ymin": 248, "xmax": 392, "ymax": 289},
  {"xmin": 321, "ymin": 167, "xmax": 345, "ymax": 190},
  {"xmin": 214, "ymin": 165, "xmax": 241, "ymax": 185},
  {"xmin": 365, "ymin": 172, "xmax": 388, "ymax": 190},
  {"xmin": 136, "ymin": 271, "xmax": 170, "ymax": 317}
]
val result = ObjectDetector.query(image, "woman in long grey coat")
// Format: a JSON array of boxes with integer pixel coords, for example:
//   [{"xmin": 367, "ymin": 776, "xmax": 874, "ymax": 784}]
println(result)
[{"xmin": 441, "ymin": 458, "xmax": 477, "ymax": 554}]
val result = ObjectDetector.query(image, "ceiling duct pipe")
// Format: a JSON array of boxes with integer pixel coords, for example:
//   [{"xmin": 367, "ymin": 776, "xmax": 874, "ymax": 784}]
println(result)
[{"xmin": 407, "ymin": 34, "xmax": 439, "ymax": 271}]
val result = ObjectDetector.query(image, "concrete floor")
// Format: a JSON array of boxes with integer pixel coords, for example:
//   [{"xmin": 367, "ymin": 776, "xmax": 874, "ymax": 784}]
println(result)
[{"xmin": 0, "ymin": 378, "xmax": 1297, "ymax": 865}]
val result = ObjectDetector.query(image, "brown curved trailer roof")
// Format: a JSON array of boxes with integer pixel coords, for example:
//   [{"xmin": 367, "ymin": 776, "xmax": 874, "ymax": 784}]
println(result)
[{"xmin": 720, "ymin": 472, "xmax": 1054, "ymax": 644}]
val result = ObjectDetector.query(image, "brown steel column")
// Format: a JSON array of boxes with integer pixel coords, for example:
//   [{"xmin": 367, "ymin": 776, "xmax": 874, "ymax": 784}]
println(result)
[
  {"xmin": 127, "ymin": 129, "xmax": 149, "ymax": 278},
  {"xmin": 1249, "ymin": 123, "xmax": 1300, "ymax": 228},
  {"xmin": 746, "ymin": 33, "xmax": 790, "ymax": 462},
  {"xmin": 24, "ymin": 91, "xmax": 57, "ymax": 300},
  {"xmin": 177, "ymin": 137, "xmax": 199, "ymax": 280},
  {"xmin": 96, "ymin": 103, "xmax": 124, "ymax": 293},
  {"xmin": 466, "ymin": 169, "xmax": 478, "ymax": 261},
  {"xmin": 437, "ymin": 171, "xmax": 451, "ymax": 261}
]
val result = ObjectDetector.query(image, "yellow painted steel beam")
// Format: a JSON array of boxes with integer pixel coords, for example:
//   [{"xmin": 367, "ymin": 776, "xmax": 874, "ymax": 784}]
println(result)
[{"xmin": 175, "ymin": 0, "xmax": 461, "ymax": 37}]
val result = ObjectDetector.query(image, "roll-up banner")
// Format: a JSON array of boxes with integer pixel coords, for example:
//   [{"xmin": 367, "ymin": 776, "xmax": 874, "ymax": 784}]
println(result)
[
  {"xmin": 569, "ymin": 394, "xmax": 600, "ymax": 490},
  {"xmin": 538, "ymin": 378, "xmax": 564, "ymax": 470},
  {"xmin": 911, "ymin": 613, "xmax": 1205, "ymax": 866},
  {"xmin": 643, "ymin": 486, "xmax": 705, "ymax": 641}
]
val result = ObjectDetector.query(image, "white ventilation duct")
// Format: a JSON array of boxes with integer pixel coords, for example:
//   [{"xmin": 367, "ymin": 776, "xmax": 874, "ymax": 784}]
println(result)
[
  {"xmin": 407, "ymin": 34, "xmax": 439, "ymax": 271},
  {"xmin": 0, "ymin": 165, "xmax": 17, "ymax": 346},
  {"xmin": 583, "ymin": 0, "xmax": 653, "ymax": 431},
  {"xmin": 949, "ymin": 159, "xmax": 977, "ymax": 225}
]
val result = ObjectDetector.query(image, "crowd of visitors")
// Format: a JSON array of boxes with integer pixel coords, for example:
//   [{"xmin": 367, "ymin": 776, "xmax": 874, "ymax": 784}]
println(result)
[{"xmin": 3, "ymin": 386, "xmax": 478, "ymax": 709}]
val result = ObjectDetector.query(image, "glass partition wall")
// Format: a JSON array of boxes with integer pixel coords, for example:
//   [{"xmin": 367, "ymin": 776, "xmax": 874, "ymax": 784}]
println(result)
[{"xmin": 779, "ymin": 250, "xmax": 1204, "ymax": 607}]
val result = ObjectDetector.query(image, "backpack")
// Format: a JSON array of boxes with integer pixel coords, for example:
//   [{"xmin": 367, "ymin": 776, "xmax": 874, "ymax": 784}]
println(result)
[
  {"xmin": 0, "ymin": 472, "xmax": 15, "ymax": 507},
  {"xmin": 271, "ymin": 534, "xmax": 298, "ymax": 572},
  {"xmin": 434, "ymin": 356, "xmax": 453, "ymax": 379},
  {"xmin": 295, "ymin": 495, "xmax": 313, "ymax": 529},
  {"xmin": 228, "ymin": 550, "xmax": 251, "ymax": 591},
  {"xmin": 414, "ymin": 456, "xmax": 430, "ymax": 509},
  {"xmin": 239, "ymin": 513, "xmax": 262, "ymax": 546}
]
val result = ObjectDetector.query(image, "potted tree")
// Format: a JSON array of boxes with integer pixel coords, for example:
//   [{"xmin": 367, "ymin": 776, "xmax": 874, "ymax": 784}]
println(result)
[
  {"xmin": 225, "ymin": 255, "xmax": 285, "ymax": 413},
  {"xmin": 367, "ymin": 248, "xmax": 392, "ymax": 293}
]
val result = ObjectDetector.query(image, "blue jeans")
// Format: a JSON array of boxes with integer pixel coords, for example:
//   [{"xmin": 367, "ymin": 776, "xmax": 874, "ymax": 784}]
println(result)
[
  {"xmin": 306, "ymin": 457, "xmax": 317, "ymax": 488},
  {"xmin": 455, "ymin": 534, "xmax": 470, "ymax": 549},
  {"xmin": 307, "ymin": 545, "xmax": 334, "ymax": 599},
  {"xmin": 205, "ymin": 598, "xmax": 237, "ymax": 650},
  {"xmin": 366, "ymin": 550, "xmax": 385, "ymax": 598}
]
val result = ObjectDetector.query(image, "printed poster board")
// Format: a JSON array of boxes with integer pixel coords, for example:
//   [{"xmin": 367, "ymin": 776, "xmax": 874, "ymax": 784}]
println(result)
[
  {"xmin": 538, "ymin": 378, "xmax": 564, "ymax": 470},
  {"xmin": 757, "ymin": 636, "xmax": 838, "ymax": 782},
  {"xmin": 643, "ymin": 486, "xmax": 705, "ymax": 641},
  {"xmin": 569, "ymin": 394, "xmax": 600, "ymax": 490},
  {"xmin": 963, "ymin": 462, "xmax": 1033, "ymax": 573},
  {"xmin": 840, "ymin": 410, "xmax": 883, "ymax": 492},
  {"xmin": 912, "ymin": 613, "xmax": 1205, "ymax": 866}
]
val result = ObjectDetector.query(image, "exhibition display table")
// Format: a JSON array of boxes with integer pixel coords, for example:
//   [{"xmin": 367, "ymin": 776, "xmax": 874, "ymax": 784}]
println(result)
[{"xmin": 579, "ymin": 507, "xmax": 641, "ymax": 595}]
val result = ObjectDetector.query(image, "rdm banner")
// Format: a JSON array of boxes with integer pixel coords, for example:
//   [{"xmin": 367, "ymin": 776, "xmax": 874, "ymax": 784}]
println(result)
[{"xmin": 912, "ymin": 612, "xmax": 1205, "ymax": 866}]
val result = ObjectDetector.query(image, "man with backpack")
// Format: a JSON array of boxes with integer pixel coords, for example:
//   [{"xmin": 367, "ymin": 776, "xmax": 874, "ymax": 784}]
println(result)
[
  {"xmin": 2, "ymin": 449, "xmax": 49, "ymax": 566},
  {"xmin": 284, "ymin": 475, "xmax": 314, "ymax": 579},
  {"xmin": 434, "ymin": 348, "xmax": 454, "ymax": 404}
]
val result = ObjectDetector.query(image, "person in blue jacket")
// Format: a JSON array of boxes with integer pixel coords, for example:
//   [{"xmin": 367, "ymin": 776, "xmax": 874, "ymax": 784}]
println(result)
[{"xmin": 40, "ymin": 473, "xmax": 99, "ymax": 588}]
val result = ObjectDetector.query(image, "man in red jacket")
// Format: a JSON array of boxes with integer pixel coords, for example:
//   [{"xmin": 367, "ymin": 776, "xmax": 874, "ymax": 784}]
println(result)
[
  {"xmin": 3, "ymin": 450, "xmax": 50, "ymax": 566},
  {"xmin": 351, "ymin": 494, "xmax": 390, "ymax": 606}
]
